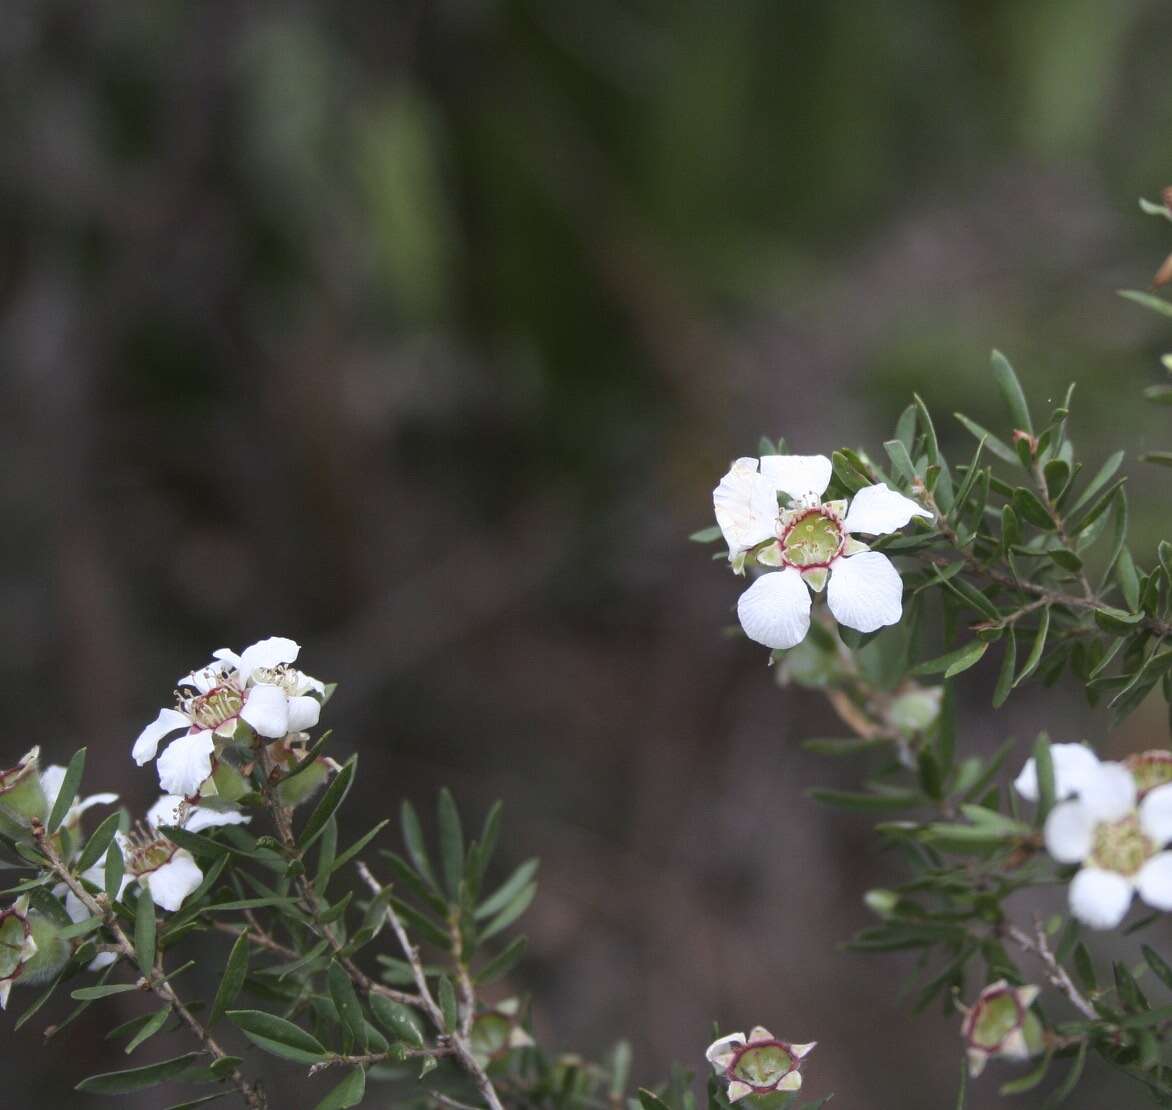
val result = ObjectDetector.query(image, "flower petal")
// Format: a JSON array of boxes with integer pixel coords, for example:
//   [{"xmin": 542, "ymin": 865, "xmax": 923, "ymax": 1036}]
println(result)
[
  {"xmin": 143, "ymin": 851, "xmax": 204, "ymax": 912},
  {"xmin": 132, "ymin": 708, "xmax": 192, "ymax": 765},
  {"xmin": 777, "ymin": 1072, "xmax": 802, "ymax": 1092},
  {"xmin": 726, "ymin": 1081, "xmax": 753, "ymax": 1103},
  {"xmin": 237, "ymin": 637, "xmax": 300, "ymax": 684},
  {"xmin": 1079, "ymin": 762, "xmax": 1136, "ymax": 822},
  {"xmin": 240, "ymin": 685, "xmax": 290, "ymax": 738},
  {"xmin": 737, "ymin": 568, "xmax": 811, "ymax": 650},
  {"xmin": 826, "ymin": 551, "xmax": 903, "ymax": 634},
  {"xmin": 184, "ymin": 805, "xmax": 250, "ymax": 834},
  {"xmin": 1044, "ymin": 800, "xmax": 1094, "ymax": 863},
  {"xmin": 759, "ymin": 454, "xmax": 832, "ymax": 500},
  {"xmin": 1136, "ymin": 851, "xmax": 1172, "ymax": 910},
  {"xmin": 1013, "ymin": 743, "xmax": 1101, "ymax": 803},
  {"xmin": 156, "ymin": 731, "xmax": 215, "ymax": 797},
  {"xmin": 286, "ymin": 695, "xmax": 321, "ymax": 733},
  {"xmin": 842, "ymin": 483, "xmax": 931, "ymax": 536},
  {"xmin": 713, "ymin": 458, "xmax": 781, "ymax": 557},
  {"xmin": 1140, "ymin": 783, "xmax": 1172, "ymax": 845},
  {"xmin": 39, "ymin": 765, "xmax": 66, "ymax": 811},
  {"xmin": 705, "ymin": 1032, "xmax": 746, "ymax": 1067},
  {"xmin": 1068, "ymin": 867, "xmax": 1134, "ymax": 930}
]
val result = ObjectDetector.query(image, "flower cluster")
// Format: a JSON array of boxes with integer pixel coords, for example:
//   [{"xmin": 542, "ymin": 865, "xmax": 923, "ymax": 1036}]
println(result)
[
  {"xmin": 133, "ymin": 636, "xmax": 326, "ymax": 797},
  {"xmin": 712, "ymin": 453, "xmax": 930, "ymax": 650}
]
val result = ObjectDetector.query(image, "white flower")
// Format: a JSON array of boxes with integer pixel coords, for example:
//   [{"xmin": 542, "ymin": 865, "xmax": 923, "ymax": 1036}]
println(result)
[
  {"xmin": 705, "ymin": 1026, "xmax": 815, "ymax": 1103},
  {"xmin": 1043, "ymin": 762, "xmax": 1172, "ymax": 929},
  {"xmin": 712, "ymin": 454, "xmax": 930, "ymax": 650},
  {"xmin": 132, "ymin": 636, "xmax": 324, "ymax": 797},
  {"xmin": 67, "ymin": 799, "xmax": 248, "ymax": 917},
  {"xmin": 1013, "ymin": 743, "xmax": 1101, "ymax": 803}
]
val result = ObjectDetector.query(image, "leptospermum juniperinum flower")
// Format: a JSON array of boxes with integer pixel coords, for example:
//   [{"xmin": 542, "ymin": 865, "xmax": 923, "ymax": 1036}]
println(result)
[
  {"xmin": 132, "ymin": 636, "xmax": 325, "ymax": 798},
  {"xmin": 1040, "ymin": 758, "xmax": 1172, "ymax": 929},
  {"xmin": 713, "ymin": 454, "xmax": 930, "ymax": 650},
  {"xmin": 705, "ymin": 1026, "xmax": 816, "ymax": 1102},
  {"xmin": 69, "ymin": 798, "xmax": 250, "ymax": 916},
  {"xmin": 959, "ymin": 981, "xmax": 1042, "ymax": 1078}
]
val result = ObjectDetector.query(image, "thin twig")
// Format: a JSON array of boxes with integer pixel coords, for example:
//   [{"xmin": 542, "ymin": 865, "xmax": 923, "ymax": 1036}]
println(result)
[
  {"xmin": 34, "ymin": 826, "xmax": 267, "ymax": 1109},
  {"xmin": 1004, "ymin": 920, "xmax": 1097, "ymax": 1021},
  {"xmin": 356, "ymin": 861, "xmax": 505, "ymax": 1110},
  {"xmin": 307, "ymin": 1043, "xmax": 456, "ymax": 1075}
]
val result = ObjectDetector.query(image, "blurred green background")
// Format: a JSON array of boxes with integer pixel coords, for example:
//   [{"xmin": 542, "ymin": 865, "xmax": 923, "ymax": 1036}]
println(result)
[{"xmin": 2, "ymin": 1, "xmax": 1172, "ymax": 1106}]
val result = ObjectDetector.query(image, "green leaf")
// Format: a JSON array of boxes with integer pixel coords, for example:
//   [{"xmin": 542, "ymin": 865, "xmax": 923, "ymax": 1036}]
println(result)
[
  {"xmin": 1141, "ymin": 450, "xmax": 1172, "ymax": 467},
  {"xmin": 46, "ymin": 747, "xmax": 86, "ymax": 835},
  {"xmin": 437, "ymin": 975, "xmax": 458, "ymax": 1032},
  {"xmin": 991, "ymin": 350, "xmax": 1033, "ymax": 433},
  {"xmin": 474, "ymin": 936, "xmax": 527, "ymax": 985},
  {"xmin": 954, "ymin": 413, "xmax": 1017, "ymax": 465},
  {"xmin": 1011, "ymin": 488, "xmax": 1053, "ymax": 530},
  {"xmin": 992, "ymin": 630, "xmax": 1017, "ymax": 709},
  {"xmin": 78, "ymin": 809, "xmax": 123, "ymax": 874},
  {"xmin": 807, "ymin": 788, "xmax": 920, "ymax": 811},
  {"xmin": 329, "ymin": 961, "xmax": 368, "ymax": 1051},
  {"xmin": 75, "ymin": 1053, "xmax": 207, "ymax": 1094},
  {"xmin": 1119, "ymin": 289, "xmax": 1172, "ymax": 318},
  {"xmin": 1000, "ymin": 1050, "xmax": 1052, "ymax": 1095},
  {"xmin": 400, "ymin": 800, "xmax": 441, "ymax": 894},
  {"xmin": 105, "ymin": 841, "xmax": 126, "ymax": 901},
  {"xmin": 1041, "ymin": 1039, "xmax": 1087, "ymax": 1108},
  {"xmin": 299, "ymin": 757, "xmax": 356, "ymax": 852},
  {"xmin": 330, "ymin": 819, "xmax": 390, "ymax": 877},
  {"xmin": 883, "ymin": 439, "xmax": 917, "ymax": 485},
  {"xmin": 209, "ymin": 929, "xmax": 250, "ymax": 1026},
  {"xmin": 315, "ymin": 1068, "xmax": 366, "ymax": 1110},
  {"xmin": 1014, "ymin": 607, "xmax": 1050, "ymax": 687},
  {"xmin": 71, "ymin": 983, "xmax": 141, "ymax": 1001},
  {"xmin": 479, "ymin": 882, "xmax": 537, "ymax": 940},
  {"xmin": 437, "ymin": 788, "xmax": 464, "ymax": 901},
  {"xmin": 124, "ymin": 1005, "xmax": 172, "ymax": 1055},
  {"xmin": 911, "ymin": 641, "xmax": 988, "ymax": 678},
  {"xmin": 134, "ymin": 885, "xmax": 156, "ymax": 977},
  {"xmin": 689, "ymin": 525, "xmax": 722, "ymax": 543},
  {"xmin": 476, "ymin": 858, "xmax": 539, "ymax": 920},
  {"xmin": 1067, "ymin": 450, "xmax": 1124, "ymax": 516},
  {"xmin": 227, "ymin": 1010, "xmax": 329, "ymax": 1064},
  {"xmin": 1143, "ymin": 944, "xmax": 1172, "ymax": 992},
  {"xmin": 638, "ymin": 1091, "xmax": 672, "ymax": 1110},
  {"xmin": 1033, "ymin": 735, "xmax": 1056, "ymax": 823},
  {"xmin": 368, "ymin": 994, "xmax": 425, "ymax": 1047}
]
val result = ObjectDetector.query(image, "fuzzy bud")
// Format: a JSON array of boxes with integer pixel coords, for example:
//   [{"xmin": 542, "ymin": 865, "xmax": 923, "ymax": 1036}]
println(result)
[
  {"xmin": 0, "ymin": 749, "xmax": 48, "ymax": 829},
  {"xmin": 960, "ymin": 981, "xmax": 1043, "ymax": 1077}
]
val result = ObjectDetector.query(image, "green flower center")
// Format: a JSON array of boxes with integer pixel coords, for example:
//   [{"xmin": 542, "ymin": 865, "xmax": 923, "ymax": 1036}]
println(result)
[
  {"xmin": 188, "ymin": 686, "xmax": 244, "ymax": 730},
  {"xmin": 781, "ymin": 510, "xmax": 843, "ymax": 568},
  {"xmin": 1089, "ymin": 814, "xmax": 1154, "ymax": 876},
  {"xmin": 731, "ymin": 1044, "xmax": 795, "ymax": 1088},
  {"xmin": 970, "ymin": 992, "xmax": 1021, "ymax": 1050}
]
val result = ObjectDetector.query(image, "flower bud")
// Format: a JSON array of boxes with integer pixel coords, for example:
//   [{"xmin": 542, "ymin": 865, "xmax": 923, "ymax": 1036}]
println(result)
[
  {"xmin": 960, "ymin": 981, "xmax": 1042, "ymax": 1077},
  {"xmin": 864, "ymin": 889, "xmax": 900, "ymax": 919},
  {"xmin": 706, "ymin": 1026, "xmax": 815, "ymax": 1102},
  {"xmin": 0, "ymin": 896, "xmax": 68, "ymax": 1008},
  {"xmin": 0, "ymin": 749, "xmax": 48, "ymax": 828},
  {"xmin": 886, "ymin": 687, "xmax": 942, "ymax": 735},
  {"xmin": 469, "ymin": 998, "xmax": 535, "ymax": 1067}
]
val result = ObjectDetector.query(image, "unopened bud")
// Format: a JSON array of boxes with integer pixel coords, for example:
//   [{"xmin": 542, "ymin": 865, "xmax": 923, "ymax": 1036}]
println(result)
[
  {"xmin": 886, "ymin": 687, "xmax": 942, "ymax": 735},
  {"xmin": 0, "ymin": 896, "xmax": 68, "ymax": 1008},
  {"xmin": 0, "ymin": 749, "xmax": 48, "ymax": 828},
  {"xmin": 469, "ymin": 998, "xmax": 534, "ymax": 1067}
]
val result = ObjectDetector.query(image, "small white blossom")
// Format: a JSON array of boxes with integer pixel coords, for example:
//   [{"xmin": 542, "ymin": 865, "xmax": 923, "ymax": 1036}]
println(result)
[
  {"xmin": 1040, "ymin": 758, "xmax": 1172, "ymax": 929},
  {"xmin": 132, "ymin": 636, "xmax": 324, "ymax": 797},
  {"xmin": 1013, "ymin": 742, "xmax": 1100, "ymax": 803},
  {"xmin": 713, "ymin": 454, "xmax": 930, "ymax": 650},
  {"xmin": 705, "ymin": 1026, "xmax": 815, "ymax": 1103},
  {"xmin": 67, "ymin": 798, "xmax": 249, "ymax": 917}
]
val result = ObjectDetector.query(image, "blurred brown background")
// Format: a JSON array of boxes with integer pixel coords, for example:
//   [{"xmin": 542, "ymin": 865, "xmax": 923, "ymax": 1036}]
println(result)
[{"xmin": 3, "ymin": 1, "xmax": 1172, "ymax": 1106}]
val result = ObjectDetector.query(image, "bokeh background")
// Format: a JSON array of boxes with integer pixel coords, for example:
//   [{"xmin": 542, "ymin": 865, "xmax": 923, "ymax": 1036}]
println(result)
[{"xmin": 3, "ymin": 2, "xmax": 1172, "ymax": 1106}]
